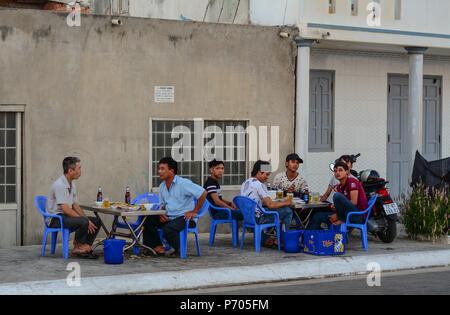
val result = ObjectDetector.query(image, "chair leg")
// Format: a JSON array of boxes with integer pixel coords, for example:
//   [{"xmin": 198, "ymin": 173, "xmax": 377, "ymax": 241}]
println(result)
[
  {"xmin": 51, "ymin": 232, "xmax": 58, "ymax": 254},
  {"xmin": 276, "ymin": 225, "xmax": 281, "ymax": 251},
  {"xmin": 231, "ymin": 220, "xmax": 238, "ymax": 248},
  {"xmin": 362, "ymin": 228, "xmax": 368, "ymax": 251},
  {"xmin": 195, "ymin": 230, "xmax": 200, "ymax": 256},
  {"xmin": 41, "ymin": 231, "xmax": 48, "ymax": 257},
  {"xmin": 133, "ymin": 238, "xmax": 140, "ymax": 255},
  {"xmin": 62, "ymin": 229, "xmax": 70, "ymax": 259},
  {"xmin": 209, "ymin": 221, "xmax": 216, "ymax": 247},
  {"xmin": 255, "ymin": 226, "xmax": 261, "ymax": 252},
  {"xmin": 179, "ymin": 229, "xmax": 188, "ymax": 259},
  {"xmin": 340, "ymin": 224, "xmax": 349, "ymax": 244},
  {"xmin": 240, "ymin": 225, "xmax": 246, "ymax": 249}
]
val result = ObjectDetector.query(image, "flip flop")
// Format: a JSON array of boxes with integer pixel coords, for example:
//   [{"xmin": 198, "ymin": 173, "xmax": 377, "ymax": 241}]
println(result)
[
  {"xmin": 262, "ymin": 239, "xmax": 275, "ymax": 248},
  {"xmin": 76, "ymin": 251, "xmax": 99, "ymax": 259},
  {"xmin": 167, "ymin": 251, "xmax": 180, "ymax": 258},
  {"xmin": 141, "ymin": 248, "xmax": 165, "ymax": 257}
]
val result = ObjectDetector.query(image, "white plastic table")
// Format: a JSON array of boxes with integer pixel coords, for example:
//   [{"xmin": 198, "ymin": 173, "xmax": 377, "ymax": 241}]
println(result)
[{"xmin": 80, "ymin": 204, "xmax": 165, "ymax": 256}]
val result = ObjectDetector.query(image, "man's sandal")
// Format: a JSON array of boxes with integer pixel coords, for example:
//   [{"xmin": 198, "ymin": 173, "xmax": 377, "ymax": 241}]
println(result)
[
  {"xmin": 76, "ymin": 251, "xmax": 98, "ymax": 259},
  {"xmin": 262, "ymin": 239, "xmax": 275, "ymax": 248},
  {"xmin": 167, "ymin": 251, "xmax": 180, "ymax": 258}
]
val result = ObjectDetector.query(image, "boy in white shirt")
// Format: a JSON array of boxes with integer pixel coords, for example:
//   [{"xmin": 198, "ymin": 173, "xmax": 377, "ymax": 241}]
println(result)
[{"xmin": 241, "ymin": 160, "xmax": 293, "ymax": 247}]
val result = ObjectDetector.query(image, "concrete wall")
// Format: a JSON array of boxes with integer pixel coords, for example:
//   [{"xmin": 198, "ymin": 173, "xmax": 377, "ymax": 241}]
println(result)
[
  {"xmin": 306, "ymin": 48, "xmax": 450, "ymax": 196},
  {"xmin": 0, "ymin": 8, "xmax": 297, "ymax": 245}
]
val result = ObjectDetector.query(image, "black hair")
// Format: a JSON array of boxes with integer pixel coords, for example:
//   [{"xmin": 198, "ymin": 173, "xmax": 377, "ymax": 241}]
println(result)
[
  {"xmin": 251, "ymin": 160, "xmax": 271, "ymax": 177},
  {"xmin": 339, "ymin": 155, "xmax": 353, "ymax": 165},
  {"xmin": 63, "ymin": 157, "xmax": 80, "ymax": 174},
  {"xmin": 159, "ymin": 157, "xmax": 178, "ymax": 174},
  {"xmin": 208, "ymin": 159, "xmax": 224, "ymax": 169},
  {"xmin": 334, "ymin": 161, "xmax": 349, "ymax": 171}
]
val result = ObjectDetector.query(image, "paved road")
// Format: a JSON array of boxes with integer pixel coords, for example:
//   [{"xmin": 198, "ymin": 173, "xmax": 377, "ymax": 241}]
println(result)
[{"xmin": 156, "ymin": 267, "xmax": 450, "ymax": 295}]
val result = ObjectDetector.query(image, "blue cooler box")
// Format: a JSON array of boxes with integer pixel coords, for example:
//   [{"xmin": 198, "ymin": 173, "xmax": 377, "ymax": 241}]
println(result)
[{"xmin": 302, "ymin": 230, "xmax": 346, "ymax": 256}]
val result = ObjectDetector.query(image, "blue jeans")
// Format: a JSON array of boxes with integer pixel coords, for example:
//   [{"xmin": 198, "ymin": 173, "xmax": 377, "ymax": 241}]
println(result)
[
  {"xmin": 213, "ymin": 209, "xmax": 244, "ymax": 221},
  {"xmin": 258, "ymin": 206, "xmax": 293, "ymax": 244},
  {"xmin": 307, "ymin": 193, "xmax": 363, "ymax": 230}
]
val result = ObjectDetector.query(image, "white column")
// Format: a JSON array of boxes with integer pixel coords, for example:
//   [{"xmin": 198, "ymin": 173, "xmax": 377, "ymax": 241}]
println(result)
[
  {"xmin": 295, "ymin": 39, "xmax": 314, "ymax": 176},
  {"xmin": 405, "ymin": 46, "xmax": 427, "ymax": 180}
]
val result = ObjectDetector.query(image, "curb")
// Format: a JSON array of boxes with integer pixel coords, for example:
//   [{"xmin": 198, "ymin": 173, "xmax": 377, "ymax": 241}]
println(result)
[{"xmin": 1, "ymin": 249, "xmax": 449, "ymax": 295}]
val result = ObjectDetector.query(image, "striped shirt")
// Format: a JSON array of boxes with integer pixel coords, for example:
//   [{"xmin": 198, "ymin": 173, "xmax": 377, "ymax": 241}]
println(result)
[{"xmin": 204, "ymin": 177, "xmax": 222, "ymax": 216}]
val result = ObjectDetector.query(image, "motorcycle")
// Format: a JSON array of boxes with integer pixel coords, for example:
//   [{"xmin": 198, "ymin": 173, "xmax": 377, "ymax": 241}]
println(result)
[{"xmin": 329, "ymin": 153, "xmax": 399, "ymax": 243}]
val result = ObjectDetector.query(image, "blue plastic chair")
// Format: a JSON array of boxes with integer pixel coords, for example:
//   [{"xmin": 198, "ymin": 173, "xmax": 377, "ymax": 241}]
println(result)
[
  {"xmin": 333, "ymin": 196, "xmax": 377, "ymax": 252},
  {"xmin": 179, "ymin": 199, "xmax": 211, "ymax": 259},
  {"xmin": 113, "ymin": 193, "xmax": 168, "ymax": 254},
  {"xmin": 35, "ymin": 195, "xmax": 75, "ymax": 259},
  {"xmin": 208, "ymin": 204, "xmax": 239, "ymax": 248},
  {"xmin": 233, "ymin": 196, "xmax": 280, "ymax": 252}
]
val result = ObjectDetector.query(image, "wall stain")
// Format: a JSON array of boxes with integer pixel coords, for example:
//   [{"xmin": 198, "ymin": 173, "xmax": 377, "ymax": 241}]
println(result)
[
  {"xmin": 127, "ymin": 171, "xmax": 150, "ymax": 197},
  {"xmin": 168, "ymin": 34, "xmax": 193, "ymax": 48},
  {"xmin": 0, "ymin": 26, "xmax": 12, "ymax": 41},
  {"xmin": 95, "ymin": 27, "xmax": 103, "ymax": 36},
  {"xmin": 32, "ymin": 25, "xmax": 52, "ymax": 43}
]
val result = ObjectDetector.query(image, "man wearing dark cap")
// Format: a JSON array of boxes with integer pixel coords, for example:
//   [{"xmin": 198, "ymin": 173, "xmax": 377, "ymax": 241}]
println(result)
[{"xmin": 272, "ymin": 153, "xmax": 308, "ymax": 197}]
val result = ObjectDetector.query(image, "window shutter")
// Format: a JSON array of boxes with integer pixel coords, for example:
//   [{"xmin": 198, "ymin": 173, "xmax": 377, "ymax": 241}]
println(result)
[{"xmin": 309, "ymin": 71, "xmax": 334, "ymax": 152}]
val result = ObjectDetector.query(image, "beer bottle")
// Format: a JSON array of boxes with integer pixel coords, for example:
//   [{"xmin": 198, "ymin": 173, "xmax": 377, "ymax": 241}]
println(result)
[
  {"xmin": 125, "ymin": 186, "xmax": 131, "ymax": 204},
  {"xmin": 97, "ymin": 186, "xmax": 103, "ymax": 202},
  {"xmin": 303, "ymin": 186, "xmax": 309, "ymax": 204}
]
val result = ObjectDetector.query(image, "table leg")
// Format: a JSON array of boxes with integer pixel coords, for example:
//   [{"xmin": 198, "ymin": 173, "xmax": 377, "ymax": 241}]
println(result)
[
  {"xmin": 302, "ymin": 209, "xmax": 315, "ymax": 230},
  {"xmin": 121, "ymin": 216, "xmax": 157, "ymax": 256},
  {"xmin": 293, "ymin": 208, "xmax": 316, "ymax": 230},
  {"xmin": 91, "ymin": 214, "xmax": 117, "ymax": 251}
]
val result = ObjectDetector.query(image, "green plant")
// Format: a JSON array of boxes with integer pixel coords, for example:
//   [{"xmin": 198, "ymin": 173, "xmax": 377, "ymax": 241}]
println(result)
[{"xmin": 399, "ymin": 182, "xmax": 449, "ymax": 242}]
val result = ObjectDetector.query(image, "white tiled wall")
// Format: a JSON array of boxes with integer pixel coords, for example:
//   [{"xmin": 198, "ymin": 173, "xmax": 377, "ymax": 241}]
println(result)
[{"xmin": 305, "ymin": 50, "xmax": 450, "ymax": 195}]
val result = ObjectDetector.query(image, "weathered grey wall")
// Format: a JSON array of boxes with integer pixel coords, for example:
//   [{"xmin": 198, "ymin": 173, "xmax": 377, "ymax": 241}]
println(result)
[{"xmin": 0, "ymin": 8, "xmax": 297, "ymax": 245}]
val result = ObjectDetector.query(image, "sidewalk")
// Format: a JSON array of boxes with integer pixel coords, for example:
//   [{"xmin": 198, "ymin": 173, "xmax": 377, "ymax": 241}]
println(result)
[{"xmin": 0, "ymin": 231, "xmax": 449, "ymax": 295}]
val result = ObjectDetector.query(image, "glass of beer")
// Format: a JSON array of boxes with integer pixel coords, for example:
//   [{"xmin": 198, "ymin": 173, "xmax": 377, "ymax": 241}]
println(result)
[
  {"xmin": 102, "ymin": 197, "xmax": 110, "ymax": 209},
  {"xmin": 276, "ymin": 190, "xmax": 284, "ymax": 200},
  {"xmin": 287, "ymin": 193, "xmax": 294, "ymax": 201},
  {"xmin": 312, "ymin": 193, "xmax": 320, "ymax": 204}
]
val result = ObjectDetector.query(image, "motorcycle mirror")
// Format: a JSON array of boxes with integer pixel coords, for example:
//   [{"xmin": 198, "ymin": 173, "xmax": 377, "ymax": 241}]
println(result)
[{"xmin": 329, "ymin": 163, "xmax": 335, "ymax": 172}]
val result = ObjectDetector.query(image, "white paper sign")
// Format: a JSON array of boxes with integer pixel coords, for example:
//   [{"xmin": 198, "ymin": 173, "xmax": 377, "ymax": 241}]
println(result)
[{"xmin": 154, "ymin": 86, "xmax": 175, "ymax": 103}]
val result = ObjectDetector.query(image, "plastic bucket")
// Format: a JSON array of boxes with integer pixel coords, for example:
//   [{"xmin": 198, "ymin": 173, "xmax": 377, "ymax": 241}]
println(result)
[
  {"xmin": 282, "ymin": 230, "xmax": 303, "ymax": 253},
  {"xmin": 103, "ymin": 239, "xmax": 126, "ymax": 264}
]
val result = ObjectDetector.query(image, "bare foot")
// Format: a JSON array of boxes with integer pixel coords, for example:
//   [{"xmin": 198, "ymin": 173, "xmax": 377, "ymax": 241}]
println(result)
[
  {"xmin": 73, "ymin": 243, "xmax": 91, "ymax": 253},
  {"xmin": 72, "ymin": 247, "xmax": 89, "ymax": 255},
  {"xmin": 152, "ymin": 245, "xmax": 165, "ymax": 255}
]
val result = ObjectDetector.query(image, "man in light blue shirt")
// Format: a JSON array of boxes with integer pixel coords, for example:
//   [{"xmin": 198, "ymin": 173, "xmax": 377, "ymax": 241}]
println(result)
[{"xmin": 143, "ymin": 157, "xmax": 207, "ymax": 257}]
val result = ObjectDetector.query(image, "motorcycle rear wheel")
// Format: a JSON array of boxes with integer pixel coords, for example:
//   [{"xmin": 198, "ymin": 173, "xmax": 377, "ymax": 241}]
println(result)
[{"xmin": 376, "ymin": 218, "xmax": 397, "ymax": 243}]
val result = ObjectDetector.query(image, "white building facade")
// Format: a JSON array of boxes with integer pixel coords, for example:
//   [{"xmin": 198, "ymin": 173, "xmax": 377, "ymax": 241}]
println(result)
[{"xmin": 116, "ymin": 0, "xmax": 450, "ymax": 199}]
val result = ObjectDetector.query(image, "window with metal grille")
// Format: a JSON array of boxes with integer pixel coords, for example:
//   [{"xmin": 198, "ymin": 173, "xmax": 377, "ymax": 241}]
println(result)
[
  {"xmin": 0, "ymin": 113, "xmax": 17, "ymax": 203},
  {"xmin": 202, "ymin": 121, "xmax": 247, "ymax": 186},
  {"xmin": 150, "ymin": 120, "xmax": 247, "ymax": 188}
]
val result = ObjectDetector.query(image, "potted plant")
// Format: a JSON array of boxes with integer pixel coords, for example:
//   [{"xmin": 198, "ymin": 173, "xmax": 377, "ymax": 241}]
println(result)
[{"xmin": 399, "ymin": 182, "xmax": 449, "ymax": 243}]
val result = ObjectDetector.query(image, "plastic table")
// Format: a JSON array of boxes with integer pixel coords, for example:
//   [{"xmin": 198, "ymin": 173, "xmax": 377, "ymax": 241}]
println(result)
[
  {"xmin": 80, "ymin": 204, "xmax": 165, "ymax": 256},
  {"xmin": 291, "ymin": 201, "xmax": 332, "ymax": 230}
]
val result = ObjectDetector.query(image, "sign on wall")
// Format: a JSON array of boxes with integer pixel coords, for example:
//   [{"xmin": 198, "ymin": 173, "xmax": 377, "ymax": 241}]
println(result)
[{"xmin": 154, "ymin": 86, "xmax": 175, "ymax": 103}]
